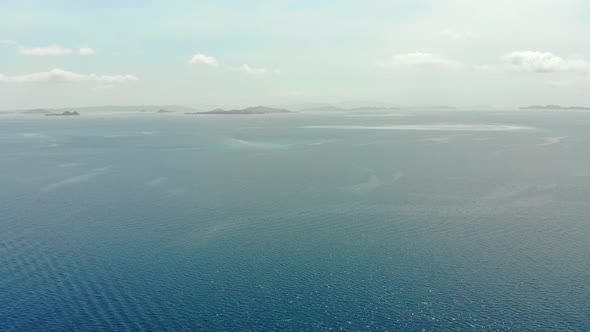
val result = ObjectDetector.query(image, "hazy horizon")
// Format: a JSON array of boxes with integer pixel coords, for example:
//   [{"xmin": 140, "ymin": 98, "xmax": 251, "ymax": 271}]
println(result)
[
  {"xmin": 2, "ymin": 0, "xmax": 590, "ymax": 110},
  {"xmin": 3, "ymin": 108, "xmax": 590, "ymax": 330},
  {"xmin": 1, "ymin": 102, "xmax": 551, "ymax": 113}
]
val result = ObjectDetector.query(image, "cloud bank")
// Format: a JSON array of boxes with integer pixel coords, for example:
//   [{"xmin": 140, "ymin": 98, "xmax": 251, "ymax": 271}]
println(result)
[
  {"xmin": 502, "ymin": 51, "xmax": 590, "ymax": 73},
  {"xmin": 19, "ymin": 45, "xmax": 73, "ymax": 56},
  {"xmin": 188, "ymin": 54, "xmax": 219, "ymax": 66},
  {"xmin": 78, "ymin": 47, "xmax": 96, "ymax": 56},
  {"xmin": 237, "ymin": 64, "xmax": 266, "ymax": 75},
  {"xmin": 0, "ymin": 69, "xmax": 138, "ymax": 83},
  {"xmin": 2, "ymin": 41, "xmax": 96, "ymax": 56}
]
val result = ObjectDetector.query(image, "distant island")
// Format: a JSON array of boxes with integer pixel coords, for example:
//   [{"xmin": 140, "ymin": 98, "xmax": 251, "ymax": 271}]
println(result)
[
  {"xmin": 46, "ymin": 111, "xmax": 80, "ymax": 116},
  {"xmin": 520, "ymin": 104, "xmax": 590, "ymax": 110},
  {"xmin": 3, "ymin": 104, "xmax": 485, "ymax": 115},
  {"xmin": 186, "ymin": 106, "xmax": 292, "ymax": 115},
  {"xmin": 300, "ymin": 105, "xmax": 459, "ymax": 112},
  {"xmin": 8, "ymin": 105, "xmax": 200, "ymax": 114}
]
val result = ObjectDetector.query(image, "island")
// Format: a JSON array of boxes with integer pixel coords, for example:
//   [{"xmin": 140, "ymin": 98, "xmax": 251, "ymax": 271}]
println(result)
[
  {"xmin": 157, "ymin": 109, "xmax": 174, "ymax": 113},
  {"xmin": 520, "ymin": 104, "xmax": 590, "ymax": 110},
  {"xmin": 46, "ymin": 111, "xmax": 80, "ymax": 116},
  {"xmin": 186, "ymin": 106, "xmax": 292, "ymax": 115}
]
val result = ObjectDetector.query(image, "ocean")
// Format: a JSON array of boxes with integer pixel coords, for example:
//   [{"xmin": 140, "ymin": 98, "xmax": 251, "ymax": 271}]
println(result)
[{"xmin": 1, "ymin": 109, "xmax": 589, "ymax": 331}]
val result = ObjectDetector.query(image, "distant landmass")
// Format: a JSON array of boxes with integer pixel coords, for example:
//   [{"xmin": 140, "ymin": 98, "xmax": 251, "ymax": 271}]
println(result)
[
  {"xmin": 520, "ymin": 104, "xmax": 590, "ymax": 110},
  {"xmin": 186, "ymin": 106, "xmax": 292, "ymax": 115},
  {"xmin": 46, "ymin": 111, "xmax": 80, "ymax": 116},
  {"xmin": 68, "ymin": 105, "xmax": 196, "ymax": 113},
  {"xmin": 13, "ymin": 105, "xmax": 198, "ymax": 114},
  {"xmin": 300, "ymin": 105, "xmax": 461, "ymax": 112},
  {"xmin": 4, "ymin": 104, "xmax": 486, "ymax": 115},
  {"xmin": 5, "ymin": 104, "xmax": 475, "ymax": 115}
]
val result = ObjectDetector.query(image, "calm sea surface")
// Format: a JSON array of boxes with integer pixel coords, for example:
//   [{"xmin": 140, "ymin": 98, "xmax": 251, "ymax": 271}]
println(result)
[{"xmin": 1, "ymin": 110, "xmax": 589, "ymax": 331}]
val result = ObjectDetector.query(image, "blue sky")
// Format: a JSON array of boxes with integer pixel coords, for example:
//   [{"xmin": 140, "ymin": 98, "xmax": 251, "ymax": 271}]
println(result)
[{"xmin": 1, "ymin": 0, "xmax": 589, "ymax": 109}]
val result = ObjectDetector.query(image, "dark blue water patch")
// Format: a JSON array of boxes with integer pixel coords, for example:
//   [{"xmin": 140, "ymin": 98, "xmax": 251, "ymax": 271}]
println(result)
[{"xmin": 1, "ymin": 112, "xmax": 589, "ymax": 331}]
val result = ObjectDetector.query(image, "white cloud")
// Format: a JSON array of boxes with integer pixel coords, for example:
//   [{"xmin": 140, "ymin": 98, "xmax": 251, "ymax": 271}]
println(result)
[
  {"xmin": 502, "ymin": 51, "xmax": 590, "ymax": 73},
  {"xmin": 237, "ymin": 64, "xmax": 266, "ymax": 75},
  {"xmin": 19, "ymin": 45, "xmax": 73, "ymax": 56},
  {"xmin": 187, "ymin": 55, "xmax": 278, "ymax": 75},
  {"xmin": 440, "ymin": 29, "xmax": 479, "ymax": 40},
  {"xmin": 188, "ymin": 54, "xmax": 218, "ymax": 66},
  {"xmin": 0, "ymin": 68, "xmax": 139, "ymax": 84},
  {"xmin": 377, "ymin": 53, "xmax": 462, "ymax": 70},
  {"xmin": 78, "ymin": 47, "xmax": 96, "ymax": 56},
  {"xmin": 3, "ymin": 41, "xmax": 96, "ymax": 57}
]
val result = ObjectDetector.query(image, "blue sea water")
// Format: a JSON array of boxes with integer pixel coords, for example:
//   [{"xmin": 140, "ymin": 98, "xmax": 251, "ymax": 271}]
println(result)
[{"xmin": 1, "ymin": 110, "xmax": 589, "ymax": 331}]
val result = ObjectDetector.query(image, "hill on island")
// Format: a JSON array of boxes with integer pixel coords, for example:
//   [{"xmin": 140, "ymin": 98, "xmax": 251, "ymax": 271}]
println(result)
[
  {"xmin": 520, "ymin": 104, "xmax": 590, "ymax": 110},
  {"xmin": 46, "ymin": 111, "xmax": 80, "ymax": 116},
  {"xmin": 186, "ymin": 106, "xmax": 292, "ymax": 115}
]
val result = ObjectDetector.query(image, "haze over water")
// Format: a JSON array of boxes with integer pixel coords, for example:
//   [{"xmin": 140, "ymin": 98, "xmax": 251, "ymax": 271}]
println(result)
[{"xmin": 1, "ymin": 109, "xmax": 589, "ymax": 330}]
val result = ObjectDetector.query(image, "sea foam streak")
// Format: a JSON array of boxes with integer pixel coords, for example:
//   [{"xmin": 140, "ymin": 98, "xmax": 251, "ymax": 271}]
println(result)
[
  {"xmin": 538, "ymin": 136, "xmax": 567, "ymax": 146},
  {"xmin": 40, "ymin": 167, "xmax": 111, "ymax": 192},
  {"xmin": 303, "ymin": 124, "xmax": 534, "ymax": 131},
  {"xmin": 419, "ymin": 136, "xmax": 456, "ymax": 144},
  {"xmin": 345, "ymin": 170, "xmax": 404, "ymax": 194},
  {"xmin": 147, "ymin": 177, "xmax": 167, "ymax": 186},
  {"xmin": 224, "ymin": 138, "xmax": 288, "ymax": 149}
]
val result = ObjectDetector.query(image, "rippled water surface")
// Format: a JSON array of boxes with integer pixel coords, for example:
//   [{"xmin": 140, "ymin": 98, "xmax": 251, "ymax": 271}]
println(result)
[{"xmin": 1, "ymin": 110, "xmax": 589, "ymax": 331}]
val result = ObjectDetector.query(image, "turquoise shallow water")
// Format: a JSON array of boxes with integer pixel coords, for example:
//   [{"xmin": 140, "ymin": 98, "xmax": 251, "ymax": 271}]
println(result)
[{"xmin": 1, "ymin": 110, "xmax": 589, "ymax": 331}]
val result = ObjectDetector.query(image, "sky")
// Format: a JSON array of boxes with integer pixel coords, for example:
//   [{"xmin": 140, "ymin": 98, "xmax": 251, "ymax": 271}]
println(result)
[{"xmin": 1, "ymin": 0, "xmax": 589, "ymax": 109}]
